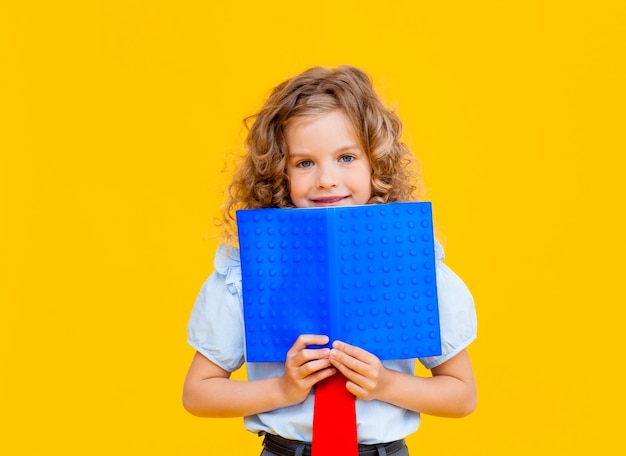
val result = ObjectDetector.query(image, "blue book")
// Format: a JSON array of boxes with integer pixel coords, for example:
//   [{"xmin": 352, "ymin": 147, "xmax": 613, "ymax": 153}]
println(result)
[{"xmin": 236, "ymin": 202, "xmax": 441, "ymax": 362}]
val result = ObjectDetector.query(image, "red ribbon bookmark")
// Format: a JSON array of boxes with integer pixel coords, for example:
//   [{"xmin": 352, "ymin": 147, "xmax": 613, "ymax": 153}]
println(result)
[{"xmin": 312, "ymin": 372, "xmax": 358, "ymax": 456}]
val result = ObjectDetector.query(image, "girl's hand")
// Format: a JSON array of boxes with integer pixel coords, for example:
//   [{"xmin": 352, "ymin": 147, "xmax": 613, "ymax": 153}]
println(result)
[
  {"xmin": 329, "ymin": 340, "xmax": 390, "ymax": 401},
  {"xmin": 280, "ymin": 334, "xmax": 336, "ymax": 405}
]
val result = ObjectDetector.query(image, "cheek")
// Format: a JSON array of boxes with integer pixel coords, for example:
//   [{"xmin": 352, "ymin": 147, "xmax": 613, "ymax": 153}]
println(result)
[
  {"xmin": 287, "ymin": 174, "xmax": 305, "ymax": 195},
  {"xmin": 364, "ymin": 181, "xmax": 374, "ymax": 200},
  {"xmin": 354, "ymin": 168, "xmax": 373, "ymax": 193}
]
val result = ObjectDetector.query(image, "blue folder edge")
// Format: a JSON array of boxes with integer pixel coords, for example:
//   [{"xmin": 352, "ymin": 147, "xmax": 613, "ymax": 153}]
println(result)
[{"xmin": 236, "ymin": 202, "xmax": 442, "ymax": 362}]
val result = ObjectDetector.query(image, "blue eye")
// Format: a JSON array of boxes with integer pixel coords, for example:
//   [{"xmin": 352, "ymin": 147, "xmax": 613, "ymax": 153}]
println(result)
[
  {"xmin": 297, "ymin": 160, "xmax": 314, "ymax": 168},
  {"xmin": 339, "ymin": 155, "xmax": 355, "ymax": 163}
]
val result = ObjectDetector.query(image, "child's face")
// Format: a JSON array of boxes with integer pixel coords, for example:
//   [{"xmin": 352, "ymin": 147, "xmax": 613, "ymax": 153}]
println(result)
[{"xmin": 285, "ymin": 110, "xmax": 372, "ymax": 208}]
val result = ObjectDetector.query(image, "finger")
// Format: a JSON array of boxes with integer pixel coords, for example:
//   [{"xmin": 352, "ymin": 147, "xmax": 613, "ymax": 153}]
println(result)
[
  {"xmin": 308, "ymin": 366, "xmax": 337, "ymax": 386},
  {"xmin": 344, "ymin": 379, "xmax": 369, "ymax": 399},
  {"xmin": 329, "ymin": 360, "xmax": 374, "ymax": 398},
  {"xmin": 329, "ymin": 356, "xmax": 367, "ymax": 382},
  {"xmin": 297, "ymin": 348, "xmax": 331, "ymax": 371},
  {"xmin": 300, "ymin": 360, "xmax": 335, "ymax": 379},
  {"xmin": 301, "ymin": 347, "xmax": 331, "ymax": 361},
  {"xmin": 331, "ymin": 340, "xmax": 378, "ymax": 364},
  {"xmin": 329, "ymin": 346, "xmax": 368, "ymax": 373},
  {"xmin": 289, "ymin": 334, "xmax": 330, "ymax": 354}
]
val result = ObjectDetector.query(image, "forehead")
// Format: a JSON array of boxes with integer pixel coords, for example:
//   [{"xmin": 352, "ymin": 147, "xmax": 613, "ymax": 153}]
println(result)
[
  {"xmin": 286, "ymin": 109, "xmax": 359, "ymax": 135},
  {"xmin": 285, "ymin": 110, "xmax": 360, "ymax": 144}
]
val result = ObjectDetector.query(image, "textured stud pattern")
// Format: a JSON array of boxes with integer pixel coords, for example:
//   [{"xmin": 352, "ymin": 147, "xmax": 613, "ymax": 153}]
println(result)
[{"xmin": 237, "ymin": 203, "xmax": 441, "ymax": 362}]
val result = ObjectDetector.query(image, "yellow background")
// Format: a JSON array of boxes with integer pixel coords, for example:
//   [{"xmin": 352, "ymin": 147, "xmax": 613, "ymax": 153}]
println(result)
[{"xmin": 1, "ymin": 1, "xmax": 624, "ymax": 454}]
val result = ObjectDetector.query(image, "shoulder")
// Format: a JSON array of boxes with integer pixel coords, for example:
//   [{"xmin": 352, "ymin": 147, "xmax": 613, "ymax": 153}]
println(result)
[
  {"xmin": 212, "ymin": 243, "xmax": 242, "ymax": 293},
  {"xmin": 419, "ymin": 240, "xmax": 477, "ymax": 369},
  {"xmin": 187, "ymin": 244, "xmax": 246, "ymax": 371},
  {"xmin": 214, "ymin": 243, "xmax": 241, "ymax": 272},
  {"xmin": 434, "ymin": 239, "xmax": 445, "ymax": 261},
  {"xmin": 433, "ymin": 240, "xmax": 472, "ymax": 300}
]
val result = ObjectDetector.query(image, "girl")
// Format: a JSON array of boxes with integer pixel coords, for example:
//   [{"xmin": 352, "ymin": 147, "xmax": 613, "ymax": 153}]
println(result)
[{"xmin": 183, "ymin": 66, "xmax": 477, "ymax": 455}]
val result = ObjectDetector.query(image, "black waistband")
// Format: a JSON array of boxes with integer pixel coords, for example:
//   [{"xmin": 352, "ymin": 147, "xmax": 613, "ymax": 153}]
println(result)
[{"xmin": 262, "ymin": 433, "xmax": 406, "ymax": 456}]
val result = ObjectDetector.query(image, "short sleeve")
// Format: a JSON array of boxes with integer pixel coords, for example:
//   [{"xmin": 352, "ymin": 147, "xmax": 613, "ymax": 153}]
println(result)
[
  {"xmin": 418, "ymin": 241, "xmax": 477, "ymax": 369},
  {"xmin": 187, "ymin": 244, "xmax": 245, "ymax": 372}
]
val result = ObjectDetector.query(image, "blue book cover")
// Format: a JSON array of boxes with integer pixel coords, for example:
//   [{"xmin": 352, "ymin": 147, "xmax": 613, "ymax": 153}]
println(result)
[{"xmin": 236, "ymin": 202, "xmax": 441, "ymax": 362}]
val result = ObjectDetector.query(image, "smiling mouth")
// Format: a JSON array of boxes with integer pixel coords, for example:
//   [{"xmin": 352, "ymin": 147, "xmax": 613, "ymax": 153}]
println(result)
[{"xmin": 310, "ymin": 196, "xmax": 349, "ymax": 205}]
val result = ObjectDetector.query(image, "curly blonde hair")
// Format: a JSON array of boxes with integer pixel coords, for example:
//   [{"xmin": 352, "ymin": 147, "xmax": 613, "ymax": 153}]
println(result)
[{"xmin": 221, "ymin": 65, "xmax": 421, "ymax": 242}]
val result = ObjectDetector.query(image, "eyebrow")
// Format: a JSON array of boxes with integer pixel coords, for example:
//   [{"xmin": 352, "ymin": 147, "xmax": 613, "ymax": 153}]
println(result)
[{"xmin": 288, "ymin": 145, "xmax": 363, "ymax": 157}]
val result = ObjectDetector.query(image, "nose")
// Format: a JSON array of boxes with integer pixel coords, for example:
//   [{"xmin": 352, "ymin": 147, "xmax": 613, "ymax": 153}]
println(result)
[{"xmin": 315, "ymin": 164, "xmax": 338, "ymax": 189}]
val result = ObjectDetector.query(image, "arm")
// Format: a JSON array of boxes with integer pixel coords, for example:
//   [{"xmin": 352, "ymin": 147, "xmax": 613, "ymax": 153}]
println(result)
[
  {"xmin": 329, "ymin": 342, "xmax": 477, "ymax": 418},
  {"xmin": 182, "ymin": 334, "xmax": 336, "ymax": 417}
]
